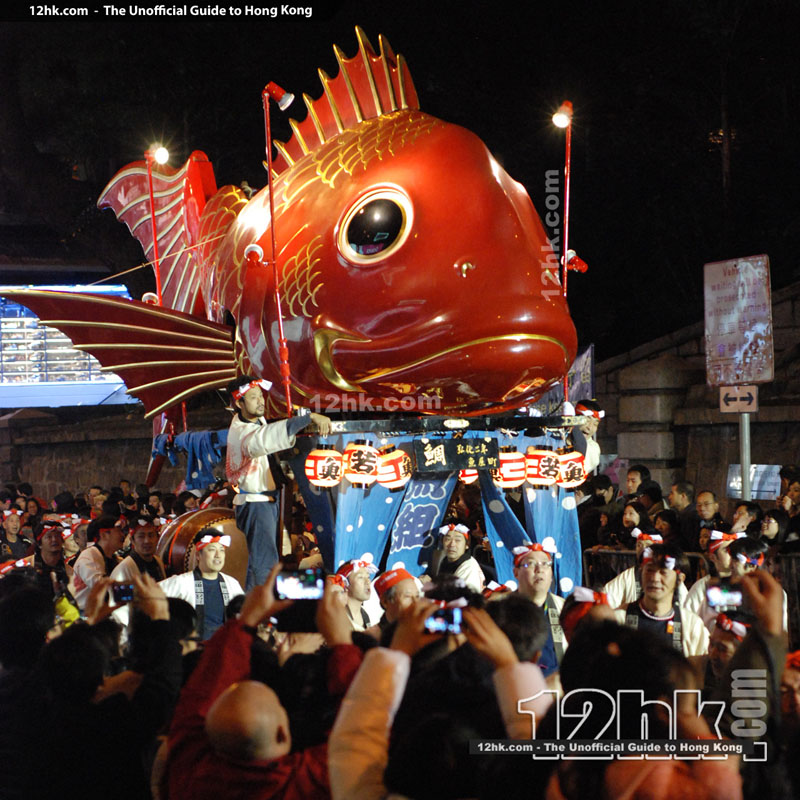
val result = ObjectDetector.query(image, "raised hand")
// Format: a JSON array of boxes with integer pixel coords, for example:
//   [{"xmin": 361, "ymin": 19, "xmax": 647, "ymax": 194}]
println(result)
[{"xmin": 462, "ymin": 606, "xmax": 518, "ymax": 669}]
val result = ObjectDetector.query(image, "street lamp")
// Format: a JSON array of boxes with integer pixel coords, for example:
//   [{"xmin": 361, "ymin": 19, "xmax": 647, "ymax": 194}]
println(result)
[
  {"xmin": 144, "ymin": 145, "xmax": 169, "ymax": 306},
  {"xmin": 552, "ymin": 101, "xmax": 578, "ymax": 406},
  {"xmin": 551, "ymin": 101, "xmax": 572, "ymax": 300},
  {"xmin": 261, "ymin": 81, "xmax": 295, "ymax": 415}
]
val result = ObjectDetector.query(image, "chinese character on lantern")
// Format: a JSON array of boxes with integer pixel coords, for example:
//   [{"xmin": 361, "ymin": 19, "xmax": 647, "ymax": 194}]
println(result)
[
  {"xmin": 343, "ymin": 440, "xmax": 379, "ymax": 486},
  {"xmin": 305, "ymin": 447, "xmax": 344, "ymax": 488},
  {"xmin": 525, "ymin": 447, "xmax": 559, "ymax": 486},
  {"xmin": 377, "ymin": 445, "xmax": 413, "ymax": 491},
  {"xmin": 557, "ymin": 450, "xmax": 586, "ymax": 488},
  {"xmin": 492, "ymin": 447, "xmax": 526, "ymax": 488}
]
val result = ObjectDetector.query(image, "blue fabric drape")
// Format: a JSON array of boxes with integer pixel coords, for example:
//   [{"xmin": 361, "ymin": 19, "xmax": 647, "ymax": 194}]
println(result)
[{"xmin": 387, "ymin": 472, "xmax": 458, "ymax": 577}]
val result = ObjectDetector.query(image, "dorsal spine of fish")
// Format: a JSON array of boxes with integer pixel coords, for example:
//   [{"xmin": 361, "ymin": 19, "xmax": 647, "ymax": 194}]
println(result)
[{"xmin": 270, "ymin": 26, "xmax": 420, "ymax": 178}]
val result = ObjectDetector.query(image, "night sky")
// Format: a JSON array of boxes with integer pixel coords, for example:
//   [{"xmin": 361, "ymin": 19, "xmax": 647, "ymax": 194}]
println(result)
[{"xmin": 1, "ymin": 0, "xmax": 798, "ymax": 362}]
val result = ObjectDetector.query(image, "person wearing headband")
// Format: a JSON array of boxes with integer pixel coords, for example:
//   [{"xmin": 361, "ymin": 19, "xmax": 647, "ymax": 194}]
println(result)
[
  {"xmin": 602, "ymin": 527, "xmax": 690, "ymax": 609},
  {"xmin": 428, "ymin": 523, "xmax": 485, "ymax": 594},
  {"xmin": 374, "ymin": 567, "xmax": 420, "ymax": 629},
  {"xmin": 110, "ymin": 522, "xmax": 166, "ymax": 583},
  {"xmin": 160, "ymin": 534, "xmax": 243, "ymax": 640},
  {"xmin": 72, "ymin": 515, "xmax": 126, "ymax": 611},
  {"xmin": 30, "ymin": 520, "xmax": 73, "ymax": 601},
  {"xmin": 617, "ymin": 542, "xmax": 709, "ymax": 657},
  {"xmin": 726, "ymin": 537, "xmax": 789, "ymax": 633},
  {"xmin": 683, "ymin": 530, "xmax": 744, "ymax": 628},
  {"xmin": 225, "ymin": 374, "xmax": 331, "ymax": 590},
  {"xmin": 702, "ymin": 610, "xmax": 753, "ymax": 699},
  {"xmin": 513, "ymin": 541, "xmax": 564, "ymax": 677},
  {"xmin": 571, "ymin": 398, "xmax": 603, "ymax": 474},
  {"xmin": 1, "ymin": 509, "xmax": 32, "ymax": 561},
  {"xmin": 336, "ymin": 559, "xmax": 379, "ymax": 632},
  {"xmin": 559, "ymin": 587, "xmax": 615, "ymax": 642}
]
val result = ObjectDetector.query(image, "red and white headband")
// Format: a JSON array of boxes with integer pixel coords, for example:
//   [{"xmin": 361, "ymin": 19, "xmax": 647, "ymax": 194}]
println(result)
[
  {"xmin": 2, "ymin": 510, "xmax": 23, "ymax": 518},
  {"xmin": 481, "ymin": 580, "xmax": 517, "ymax": 599},
  {"xmin": 435, "ymin": 597, "xmax": 468, "ymax": 609},
  {"xmin": 439, "ymin": 523, "xmax": 470, "ymax": 540},
  {"xmin": 571, "ymin": 586, "xmax": 609, "ymax": 605},
  {"xmin": 715, "ymin": 613, "xmax": 749, "ymax": 641},
  {"xmin": 632, "ymin": 528, "xmax": 662, "ymax": 543},
  {"xmin": 336, "ymin": 559, "xmax": 378, "ymax": 579},
  {"xmin": 561, "ymin": 587, "xmax": 610, "ymax": 639},
  {"xmin": 513, "ymin": 540, "xmax": 557, "ymax": 566},
  {"xmin": 575, "ymin": 404, "xmax": 605, "ymax": 420},
  {"xmin": 0, "ymin": 558, "xmax": 30, "ymax": 576},
  {"xmin": 736, "ymin": 551, "xmax": 765, "ymax": 568},
  {"xmin": 231, "ymin": 379, "xmax": 272, "ymax": 402},
  {"xmin": 35, "ymin": 523, "xmax": 64, "ymax": 542},
  {"xmin": 373, "ymin": 567, "xmax": 415, "ymax": 599},
  {"xmin": 326, "ymin": 574, "xmax": 349, "ymax": 590},
  {"xmin": 200, "ymin": 489, "xmax": 229, "ymax": 509},
  {"xmin": 196, "ymin": 534, "xmax": 231, "ymax": 551},
  {"xmin": 641, "ymin": 547, "xmax": 676, "ymax": 571},
  {"xmin": 708, "ymin": 530, "xmax": 745, "ymax": 553}
]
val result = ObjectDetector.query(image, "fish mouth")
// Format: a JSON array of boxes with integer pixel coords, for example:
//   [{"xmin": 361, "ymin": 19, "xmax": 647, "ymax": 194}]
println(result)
[{"xmin": 313, "ymin": 329, "xmax": 572, "ymax": 410}]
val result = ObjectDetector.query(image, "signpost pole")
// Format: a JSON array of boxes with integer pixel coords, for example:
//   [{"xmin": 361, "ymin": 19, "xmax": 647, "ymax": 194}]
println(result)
[{"xmin": 740, "ymin": 412, "xmax": 751, "ymax": 500}]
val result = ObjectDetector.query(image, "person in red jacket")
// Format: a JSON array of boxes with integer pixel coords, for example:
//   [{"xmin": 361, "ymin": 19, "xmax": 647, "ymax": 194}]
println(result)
[{"xmin": 165, "ymin": 566, "xmax": 362, "ymax": 800}]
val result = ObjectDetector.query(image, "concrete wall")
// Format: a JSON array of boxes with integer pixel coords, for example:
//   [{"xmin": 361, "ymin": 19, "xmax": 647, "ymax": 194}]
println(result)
[
  {"xmin": 0, "ymin": 404, "xmax": 231, "ymax": 500},
  {"xmin": 594, "ymin": 278, "xmax": 800, "ymax": 512}
]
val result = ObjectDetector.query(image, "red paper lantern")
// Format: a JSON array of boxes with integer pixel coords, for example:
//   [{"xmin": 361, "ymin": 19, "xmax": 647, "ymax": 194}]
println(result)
[
  {"xmin": 525, "ymin": 446, "xmax": 560, "ymax": 487},
  {"xmin": 304, "ymin": 446, "xmax": 343, "ymax": 488},
  {"xmin": 377, "ymin": 445, "xmax": 413, "ymax": 491},
  {"xmin": 492, "ymin": 447, "xmax": 526, "ymax": 489},
  {"xmin": 343, "ymin": 440, "xmax": 380, "ymax": 486},
  {"xmin": 557, "ymin": 450, "xmax": 586, "ymax": 489}
]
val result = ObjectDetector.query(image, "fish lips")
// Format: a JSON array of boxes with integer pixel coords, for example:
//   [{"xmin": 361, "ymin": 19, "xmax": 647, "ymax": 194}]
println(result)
[{"xmin": 327, "ymin": 330, "xmax": 574, "ymax": 408}]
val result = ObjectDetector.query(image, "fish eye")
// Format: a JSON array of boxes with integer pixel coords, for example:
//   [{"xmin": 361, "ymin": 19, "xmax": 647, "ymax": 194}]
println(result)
[{"xmin": 337, "ymin": 188, "xmax": 413, "ymax": 265}]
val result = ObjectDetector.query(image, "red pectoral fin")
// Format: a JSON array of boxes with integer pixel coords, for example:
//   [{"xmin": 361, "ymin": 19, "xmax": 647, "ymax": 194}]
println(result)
[{"xmin": 1, "ymin": 290, "xmax": 236, "ymax": 418}]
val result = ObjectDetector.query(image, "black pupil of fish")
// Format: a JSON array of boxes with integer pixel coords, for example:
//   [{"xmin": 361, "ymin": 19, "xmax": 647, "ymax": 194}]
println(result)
[{"xmin": 347, "ymin": 199, "xmax": 404, "ymax": 256}]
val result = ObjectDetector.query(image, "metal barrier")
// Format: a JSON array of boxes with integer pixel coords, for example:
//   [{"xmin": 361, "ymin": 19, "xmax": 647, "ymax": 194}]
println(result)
[
  {"xmin": 582, "ymin": 548, "xmax": 711, "ymax": 592},
  {"xmin": 585, "ymin": 548, "xmax": 798, "ymax": 648}
]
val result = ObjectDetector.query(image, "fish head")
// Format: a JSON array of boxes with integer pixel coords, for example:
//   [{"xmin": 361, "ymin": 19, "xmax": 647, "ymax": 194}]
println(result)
[{"xmin": 293, "ymin": 115, "xmax": 577, "ymax": 413}]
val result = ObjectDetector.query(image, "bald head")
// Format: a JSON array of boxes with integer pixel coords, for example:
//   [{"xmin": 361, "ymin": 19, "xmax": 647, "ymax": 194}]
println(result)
[{"xmin": 205, "ymin": 680, "xmax": 291, "ymax": 762}]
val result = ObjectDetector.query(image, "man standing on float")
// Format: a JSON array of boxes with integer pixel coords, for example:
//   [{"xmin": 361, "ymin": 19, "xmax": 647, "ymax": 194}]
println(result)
[{"xmin": 225, "ymin": 375, "xmax": 331, "ymax": 589}]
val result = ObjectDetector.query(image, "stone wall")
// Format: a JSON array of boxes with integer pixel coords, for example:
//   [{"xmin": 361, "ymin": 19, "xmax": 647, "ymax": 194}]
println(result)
[{"xmin": 0, "ymin": 404, "xmax": 231, "ymax": 500}]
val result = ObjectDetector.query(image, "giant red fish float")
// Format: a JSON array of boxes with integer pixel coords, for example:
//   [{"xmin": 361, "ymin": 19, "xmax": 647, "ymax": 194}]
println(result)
[{"xmin": 3, "ymin": 27, "xmax": 577, "ymax": 419}]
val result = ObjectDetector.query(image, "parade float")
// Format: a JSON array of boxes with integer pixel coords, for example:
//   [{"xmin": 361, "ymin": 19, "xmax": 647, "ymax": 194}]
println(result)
[{"xmin": 2, "ymin": 27, "xmax": 591, "ymax": 590}]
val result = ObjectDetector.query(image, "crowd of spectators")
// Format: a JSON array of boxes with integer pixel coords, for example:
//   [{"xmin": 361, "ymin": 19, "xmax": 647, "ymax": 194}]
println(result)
[{"xmin": 1, "ymin": 464, "xmax": 799, "ymax": 800}]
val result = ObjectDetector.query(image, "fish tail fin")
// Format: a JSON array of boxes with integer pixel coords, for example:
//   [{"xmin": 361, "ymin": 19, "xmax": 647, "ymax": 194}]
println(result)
[{"xmin": 97, "ymin": 150, "xmax": 218, "ymax": 317}]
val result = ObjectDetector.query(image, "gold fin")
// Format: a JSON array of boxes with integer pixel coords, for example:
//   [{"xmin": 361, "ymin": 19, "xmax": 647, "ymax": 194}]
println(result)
[
  {"xmin": 333, "ymin": 44, "xmax": 364, "ymax": 123},
  {"xmin": 356, "ymin": 26, "xmax": 383, "ymax": 116},
  {"xmin": 397, "ymin": 54, "xmax": 410, "ymax": 109},
  {"xmin": 273, "ymin": 140, "xmax": 295, "ymax": 166},
  {"xmin": 319, "ymin": 68, "xmax": 345, "ymax": 133},
  {"xmin": 303, "ymin": 93, "xmax": 326, "ymax": 145},
  {"xmin": 378, "ymin": 34, "xmax": 398, "ymax": 112},
  {"xmin": 289, "ymin": 119, "xmax": 310, "ymax": 155},
  {"xmin": 275, "ymin": 28, "xmax": 420, "ymax": 177}
]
